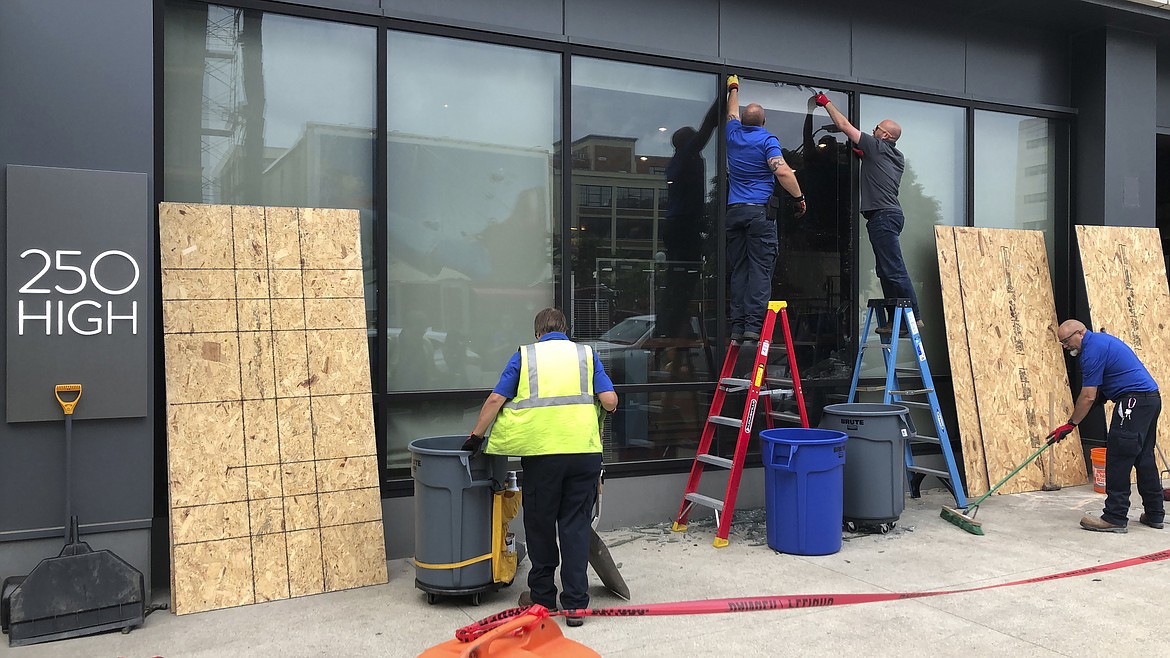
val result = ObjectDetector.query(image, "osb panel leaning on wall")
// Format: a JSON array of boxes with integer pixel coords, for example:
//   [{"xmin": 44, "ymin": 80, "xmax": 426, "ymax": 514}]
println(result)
[
  {"xmin": 1075, "ymin": 226, "xmax": 1170, "ymax": 460},
  {"xmin": 160, "ymin": 203, "xmax": 386, "ymax": 615},
  {"xmin": 935, "ymin": 227, "xmax": 1087, "ymax": 497}
]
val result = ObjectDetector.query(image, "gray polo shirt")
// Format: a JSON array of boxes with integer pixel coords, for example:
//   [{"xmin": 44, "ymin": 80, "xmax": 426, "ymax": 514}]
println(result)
[{"xmin": 857, "ymin": 132, "xmax": 905, "ymax": 212}]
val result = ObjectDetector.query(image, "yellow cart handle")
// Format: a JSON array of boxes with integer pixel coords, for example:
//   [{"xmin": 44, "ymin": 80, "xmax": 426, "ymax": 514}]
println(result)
[{"xmin": 54, "ymin": 384, "xmax": 83, "ymax": 415}]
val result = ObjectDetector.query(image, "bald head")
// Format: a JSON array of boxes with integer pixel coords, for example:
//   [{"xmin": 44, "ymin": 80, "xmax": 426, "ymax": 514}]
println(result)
[
  {"xmin": 1058, "ymin": 319, "xmax": 1086, "ymax": 336},
  {"xmin": 877, "ymin": 119, "xmax": 902, "ymax": 141},
  {"xmin": 742, "ymin": 103, "xmax": 765, "ymax": 127}
]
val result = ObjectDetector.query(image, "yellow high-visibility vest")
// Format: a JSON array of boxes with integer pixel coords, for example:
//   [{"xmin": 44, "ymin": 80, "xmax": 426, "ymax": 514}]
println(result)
[{"xmin": 486, "ymin": 339, "xmax": 602, "ymax": 456}]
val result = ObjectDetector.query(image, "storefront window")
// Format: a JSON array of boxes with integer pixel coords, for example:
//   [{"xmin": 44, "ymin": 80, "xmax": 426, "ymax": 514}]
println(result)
[
  {"xmin": 385, "ymin": 32, "xmax": 560, "ymax": 465},
  {"xmin": 163, "ymin": 2, "xmax": 377, "ymax": 333},
  {"xmin": 569, "ymin": 57, "xmax": 718, "ymax": 461},
  {"xmin": 974, "ymin": 111, "xmax": 1061, "ymax": 274},
  {"xmin": 858, "ymin": 96, "xmax": 966, "ymax": 375}
]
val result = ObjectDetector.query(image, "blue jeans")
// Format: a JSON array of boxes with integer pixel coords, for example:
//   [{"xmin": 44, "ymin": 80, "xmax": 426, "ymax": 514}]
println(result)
[
  {"xmin": 865, "ymin": 208, "xmax": 919, "ymax": 318},
  {"xmin": 726, "ymin": 204, "xmax": 776, "ymax": 335}
]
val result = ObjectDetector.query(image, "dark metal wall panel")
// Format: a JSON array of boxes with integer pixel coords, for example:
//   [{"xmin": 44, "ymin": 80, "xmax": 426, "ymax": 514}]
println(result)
[
  {"xmin": 966, "ymin": 19, "xmax": 1071, "ymax": 108},
  {"xmin": 850, "ymin": 5, "xmax": 968, "ymax": 95},
  {"xmin": 1103, "ymin": 28, "xmax": 1158, "ymax": 227},
  {"xmin": 383, "ymin": 0, "xmax": 564, "ymax": 37},
  {"xmin": 0, "ymin": 0, "xmax": 154, "ymax": 584},
  {"xmin": 565, "ymin": 0, "xmax": 718, "ymax": 59},
  {"xmin": 273, "ymin": 0, "xmax": 381, "ymax": 15},
  {"xmin": 1073, "ymin": 29, "xmax": 1107, "ymax": 227},
  {"xmin": 1157, "ymin": 40, "xmax": 1170, "ymax": 128},
  {"xmin": 718, "ymin": 0, "xmax": 851, "ymax": 78}
]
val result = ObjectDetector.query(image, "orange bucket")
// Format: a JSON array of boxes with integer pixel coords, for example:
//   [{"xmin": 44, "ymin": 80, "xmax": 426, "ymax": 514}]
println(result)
[{"xmin": 1091, "ymin": 447, "xmax": 1107, "ymax": 494}]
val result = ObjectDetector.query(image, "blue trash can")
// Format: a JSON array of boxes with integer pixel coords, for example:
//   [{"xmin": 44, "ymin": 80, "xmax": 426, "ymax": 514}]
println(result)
[{"xmin": 759, "ymin": 428, "xmax": 847, "ymax": 556}]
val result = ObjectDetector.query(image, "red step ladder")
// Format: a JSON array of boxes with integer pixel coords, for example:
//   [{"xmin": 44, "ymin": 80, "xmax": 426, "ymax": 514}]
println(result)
[{"xmin": 672, "ymin": 301, "xmax": 809, "ymax": 547}]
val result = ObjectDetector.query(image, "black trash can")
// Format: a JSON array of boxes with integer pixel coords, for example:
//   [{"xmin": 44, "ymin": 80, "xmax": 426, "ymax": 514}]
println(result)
[
  {"xmin": 818, "ymin": 403, "xmax": 913, "ymax": 532},
  {"xmin": 408, "ymin": 435, "xmax": 508, "ymax": 605}
]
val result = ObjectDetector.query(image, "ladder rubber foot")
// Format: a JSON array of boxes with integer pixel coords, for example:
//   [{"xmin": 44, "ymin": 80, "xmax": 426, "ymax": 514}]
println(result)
[
  {"xmin": 713, "ymin": 537, "xmax": 729, "ymax": 548},
  {"xmin": 671, "ymin": 522, "xmax": 688, "ymax": 533}
]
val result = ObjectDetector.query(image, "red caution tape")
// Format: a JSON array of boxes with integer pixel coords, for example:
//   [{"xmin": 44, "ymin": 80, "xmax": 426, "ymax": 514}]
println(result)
[{"xmin": 454, "ymin": 548, "xmax": 1170, "ymax": 642}]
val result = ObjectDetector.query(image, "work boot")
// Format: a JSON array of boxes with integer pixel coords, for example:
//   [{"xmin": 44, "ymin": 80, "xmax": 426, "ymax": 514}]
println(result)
[
  {"xmin": 1139, "ymin": 513, "xmax": 1164, "ymax": 529},
  {"xmin": 1079, "ymin": 515, "xmax": 1127, "ymax": 533},
  {"xmin": 518, "ymin": 590, "xmax": 554, "ymax": 610},
  {"xmin": 729, "ymin": 331, "xmax": 744, "ymax": 343},
  {"xmin": 742, "ymin": 330, "xmax": 760, "ymax": 343},
  {"xmin": 566, "ymin": 615, "xmax": 584, "ymax": 627}
]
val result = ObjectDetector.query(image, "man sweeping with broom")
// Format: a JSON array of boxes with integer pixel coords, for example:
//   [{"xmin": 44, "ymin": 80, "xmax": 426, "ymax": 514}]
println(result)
[{"xmin": 1052, "ymin": 320, "xmax": 1163, "ymax": 533}]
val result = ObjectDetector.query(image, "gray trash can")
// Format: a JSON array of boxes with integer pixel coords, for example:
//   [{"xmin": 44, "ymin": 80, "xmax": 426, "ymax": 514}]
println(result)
[
  {"xmin": 408, "ymin": 435, "xmax": 508, "ymax": 605},
  {"xmin": 817, "ymin": 403, "xmax": 914, "ymax": 532}
]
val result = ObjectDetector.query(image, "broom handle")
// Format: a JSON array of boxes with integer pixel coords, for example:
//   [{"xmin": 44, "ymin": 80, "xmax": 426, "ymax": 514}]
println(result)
[{"xmin": 967, "ymin": 441, "xmax": 1052, "ymax": 508}]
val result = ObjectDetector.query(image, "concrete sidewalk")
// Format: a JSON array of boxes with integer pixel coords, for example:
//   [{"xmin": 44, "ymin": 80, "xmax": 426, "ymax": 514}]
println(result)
[{"xmin": 4, "ymin": 484, "xmax": 1168, "ymax": 657}]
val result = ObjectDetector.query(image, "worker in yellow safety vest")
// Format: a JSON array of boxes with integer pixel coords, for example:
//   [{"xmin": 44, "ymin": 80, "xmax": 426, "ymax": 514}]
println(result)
[{"xmin": 465, "ymin": 308, "xmax": 618, "ymax": 627}]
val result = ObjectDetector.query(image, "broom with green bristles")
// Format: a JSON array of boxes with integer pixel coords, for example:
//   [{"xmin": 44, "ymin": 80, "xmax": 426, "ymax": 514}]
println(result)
[{"xmin": 941, "ymin": 439, "xmax": 1057, "ymax": 535}]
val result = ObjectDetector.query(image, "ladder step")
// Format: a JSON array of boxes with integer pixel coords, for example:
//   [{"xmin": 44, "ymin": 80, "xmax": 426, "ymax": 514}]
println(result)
[
  {"xmin": 907, "ymin": 465, "xmax": 951, "ymax": 479},
  {"xmin": 896, "ymin": 401, "xmax": 932, "ymax": 410},
  {"xmin": 708, "ymin": 415, "xmax": 743, "ymax": 428},
  {"xmin": 762, "ymin": 388, "xmax": 793, "ymax": 398},
  {"xmin": 894, "ymin": 367, "xmax": 920, "ymax": 375},
  {"xmin": 889, "ymin": 388, "xmax": 934, "ymax": 396},
  {"xmin": 768, "ymin": 411, "xmax": 802, "ymax": 423},
  {"xmin": 910, "ymin": 434, "xmax": 941, "ymax": 444},
  {"xmin": 719, "ymin": 377, "xmax": 750, "ymax": 392},
  {"xmin": 856, "ymin": 385, "xmax": 887, "ymax": 392},
  {"xmin": 684, "ymin": 492, "xmax": 725, "ymax": 512},
  {"xmin": 696, "ymin": 454, "xmax": 733, "ymax": 469},
  {"xmin": 766, "ymin": 376, "xmax": 793, "ymax": 386}
]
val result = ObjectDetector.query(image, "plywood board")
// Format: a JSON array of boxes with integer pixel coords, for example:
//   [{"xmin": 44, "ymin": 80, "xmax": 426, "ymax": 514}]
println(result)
[
  {"xmin": 1075, "ymin": 226, "xmax": 1170, "ymax": 459},
  {"xmin": 936, "ymin": 228, "xmax": 1087, "ymax": 496},
  {"xmin": 935, "ymin": 227, "xmax": 989, "ymax": 496},
  {"xmin": 161, "ymin": 203, "xmax": 386, "ymax": 615}
]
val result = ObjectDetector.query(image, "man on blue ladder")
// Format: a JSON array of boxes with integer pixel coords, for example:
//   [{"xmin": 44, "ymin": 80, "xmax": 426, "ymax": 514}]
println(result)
[
  {"xmin": 1050, "ymin": 320, "xmax": 1163, "ymax": 533},
  {"xmin": 813, "ymin": 91, "xmax": 919, "ymax": 335},
  {"xmin": 725, "ymin": 75, "xmax": 806, "ymax": 344}
]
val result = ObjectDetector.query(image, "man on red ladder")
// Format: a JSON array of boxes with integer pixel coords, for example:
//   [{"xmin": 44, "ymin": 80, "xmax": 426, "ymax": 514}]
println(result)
[{"xmin": 725, "ymin": 75, "xmax": 806, "ymax": 343}]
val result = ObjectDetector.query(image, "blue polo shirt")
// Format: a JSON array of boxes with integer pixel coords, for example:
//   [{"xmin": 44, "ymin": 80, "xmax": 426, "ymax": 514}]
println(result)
[
  {"xmin": 726, "ymin": 118, "xmax": 783, "ymax": 205},
  {"xmin": 1079, "ymin": 330, "xmax": 1157, "ymax": 401},
  {"xmin": 492, "ymin": 332, "xmax": 616, "ymax": 398}
]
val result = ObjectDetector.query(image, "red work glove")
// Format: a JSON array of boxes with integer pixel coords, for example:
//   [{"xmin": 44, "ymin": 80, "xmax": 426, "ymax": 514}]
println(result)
[
  {"xmin": 852, "ymin": 147, "xmax": 865, "ymax": 159},
  {"xmin": 461, "ymin": 433, "xmax": 485, "ymax": 453},
  {"xmin": 1045, "ymin": 422, "xmax": 1076, "ymax": 445},
  {"xmin": 727, "ymin": 75, "xmax": 739, "ymax": 91},
  {"xmin": 814, "ymin": 92, "xmax": 831, "ymax": 107}
]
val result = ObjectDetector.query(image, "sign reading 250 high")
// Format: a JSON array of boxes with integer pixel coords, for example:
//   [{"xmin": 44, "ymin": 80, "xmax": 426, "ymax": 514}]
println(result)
[{"xmin": 6, "ymin": 165, "xmax": 149, "ymax": 422}]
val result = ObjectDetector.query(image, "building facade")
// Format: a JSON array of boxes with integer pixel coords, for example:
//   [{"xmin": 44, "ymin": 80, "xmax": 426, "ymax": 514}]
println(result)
[{"xmin": 4, "ymin": 0, "xmax": 1170, "ymax": 591}]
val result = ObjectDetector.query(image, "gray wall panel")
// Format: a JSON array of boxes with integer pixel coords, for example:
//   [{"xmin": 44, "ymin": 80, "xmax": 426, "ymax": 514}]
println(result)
[
  {"xmin": 272, "ymin": 0, "xmax": 381, "ymax": 15},
  {"xmin": 719, "ymin": 0, "xmax": 851, "ymax": 78},
  {"xmin": 1158, "ymin": 41, "xmax": 1170, "ymax": 128},
  {"xmin": 852, "ymin": 9, "xmax": 967, "ymax": 95},
  {"xmin": 383, "ymin": 0, "xmax": 564, "ymax": 37},
  {"xmin": 1104, "ymin": 29, "xmax": 1157, "ymax": 227},
  {"xmin": 0, "ymin": 0, "xmax": 154, "ymax": 587},
  {"xmin": 966, "ymin": 20, "xmax": 1071, "ymax": 108},
  {"xmin": 566, "ymin": 0, "xmax": 718, "ymax": 59}
]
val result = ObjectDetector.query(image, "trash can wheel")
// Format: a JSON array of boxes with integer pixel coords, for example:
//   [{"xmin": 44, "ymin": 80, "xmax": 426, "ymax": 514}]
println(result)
[{"xmin": 426, "ymin": 592, "xmax": 439, "ymax": 605}]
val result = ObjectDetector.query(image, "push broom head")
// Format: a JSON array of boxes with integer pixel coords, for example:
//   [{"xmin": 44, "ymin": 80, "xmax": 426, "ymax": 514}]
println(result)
[{"xmin": 940, "ymin": 505, "xmax": 984, "ymax": 536}]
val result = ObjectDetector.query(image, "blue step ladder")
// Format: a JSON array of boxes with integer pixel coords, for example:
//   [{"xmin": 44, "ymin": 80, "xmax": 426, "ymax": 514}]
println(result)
[{"xmin": 847, "ymin": 298, "xmax": 967, "ymax": 508}]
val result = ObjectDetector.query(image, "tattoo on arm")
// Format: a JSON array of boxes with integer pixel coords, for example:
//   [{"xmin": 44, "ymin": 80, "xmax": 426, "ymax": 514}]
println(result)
[{"xmin": 769, "ymin": 157, "xmax": 784, "ymax": 173}]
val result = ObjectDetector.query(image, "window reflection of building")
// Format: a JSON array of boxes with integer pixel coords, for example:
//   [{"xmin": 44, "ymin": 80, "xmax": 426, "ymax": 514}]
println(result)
[{"xmin": 1014, "ymin": 118, "xmax": 1053, "ymax": 233}]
